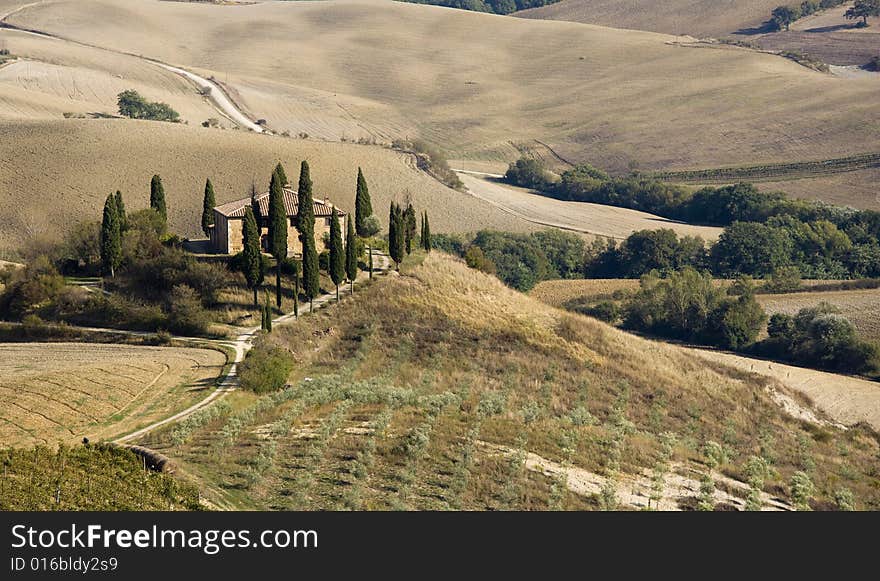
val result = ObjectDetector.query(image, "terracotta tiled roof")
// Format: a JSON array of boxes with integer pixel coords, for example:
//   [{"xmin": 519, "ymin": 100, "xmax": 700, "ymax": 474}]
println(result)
[{"xmin": 214, "ymin": 186, "xmax": 345, "ymax": 219}]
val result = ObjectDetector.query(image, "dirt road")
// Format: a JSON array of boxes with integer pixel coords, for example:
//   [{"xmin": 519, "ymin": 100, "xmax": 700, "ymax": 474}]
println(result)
[
  {"xmin": 457, "ymin": 173, "xmax": 722, "ymax": 241},
  {"xmin": 114, "ymin": 251, "xmax": 391, "ymax": 443}
]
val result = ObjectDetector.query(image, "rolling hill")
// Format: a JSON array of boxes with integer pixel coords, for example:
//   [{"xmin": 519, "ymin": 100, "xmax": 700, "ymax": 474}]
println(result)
[
  {"xmin": 4, "ymin": 0, "xmax": 879, "ymax": 186},
  {"xmin": 0, "ymin": 119, "xmax": 535, "ymax": 257},
  {"xmin": 138, "ymin": 252, "xmax": 880, "ymax": 510},
  {"xmin": 516, "ymin": 0, "xmax": 782, "ymax": 36}
]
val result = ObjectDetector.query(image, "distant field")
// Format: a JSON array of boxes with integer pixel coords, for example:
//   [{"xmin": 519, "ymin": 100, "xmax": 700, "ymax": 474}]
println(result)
[
  {"xmin": 758, "ymin": 288, "xmax": 880, "ymax": 344},
  {"xmin": 0, "ymin": 119, "xmax": 535, "ymax": 256},
  {"xmin": 6, "ymin": 0, "xmax": 880, "ymax": 184},
  {"xmin": 0, "ymin": 29, "xmax": 224, "ymax": 125},
  {"xmin": 753, "ymin": 6, "xmax": 880, "ymax": 66},
  {"xmin": 516, "ymin": 0, "xmax": 782, "ymax": 36},
  {"xmin": 0, "ymin": 343, "xmax": 225, "ymax": 447},
  {"xmin": 755, "ymin": 168, "xmax": 880, "ymax": 211},
  {"xmin": 458, "ymin": 174, "xmax": 723, "ymax": 241}
]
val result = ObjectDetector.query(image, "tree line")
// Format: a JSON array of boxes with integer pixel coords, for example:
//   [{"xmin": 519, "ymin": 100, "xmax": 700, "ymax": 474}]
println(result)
[
  {"xmin": 402, "ymin": 0, "xmax": 560, "ymax": 16},
  {"xmin": 505, "ymin": 157, "xmax": 880, "ymax": 280},
  {"xmin": 116, "ymin": 90, "xmax": 180, "ymax": 123}
]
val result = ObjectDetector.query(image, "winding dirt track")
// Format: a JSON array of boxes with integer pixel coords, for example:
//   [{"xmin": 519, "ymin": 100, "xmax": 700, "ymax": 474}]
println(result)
[
  {"xmin": 0, "ymin": 0, "xmax": 264, "ymax": 132},
  {"xmin": 114, "ymin": 251, "xmax": 391, "ymax": 444},
  {"xmin": 457, "ymin": 173, "xmax": 723, "ymax": 241}
]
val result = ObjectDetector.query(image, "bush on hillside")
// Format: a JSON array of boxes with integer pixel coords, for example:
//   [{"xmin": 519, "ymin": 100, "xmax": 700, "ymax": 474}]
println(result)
[{"xmin": 239, "ymin": 345, "xmax": 294, "ymax": 393}]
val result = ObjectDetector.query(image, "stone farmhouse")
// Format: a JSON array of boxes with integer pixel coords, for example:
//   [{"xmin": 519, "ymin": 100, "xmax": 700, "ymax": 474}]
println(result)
[{"xmin": 210, "ymin": 186, "xmax": 345, "ymax": 255}]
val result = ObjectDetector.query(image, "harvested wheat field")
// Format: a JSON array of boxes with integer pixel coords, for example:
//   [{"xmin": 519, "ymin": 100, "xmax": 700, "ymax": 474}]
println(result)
[
  {"xmin": 756, "ymin": 168, "xmax": 880, "ymax": 211},
  {"xmin": 691, "ymin": 347, "xmax": 880, "ymax": 431},
  {"xmin": 6, "ymin": 0, "xmax": 880, "ymax": 182},
  {"xmin": 757, "ymin": 288, "xmax": 880, "ymax": 343},
  {"xmin": 517, "ymin": 0, "xmax": 782, "ymax": 36},
  {"xmin": 0, "ymin": 342, "xmax": 225, "ymax": 447},
  {"xmin": 459, "ymin": 174, "xmax": 722, "ymax": 241},
  {"xmin": 0, "ymin": 29, "xmax": 225, "ymax": 124},
  {"xmin": 530, "ymin": 279, "xmax": 643, "ymax": 308},
  {"xmin": 0, "ymin": 119, "xmax": 535, "ymax": 256}
]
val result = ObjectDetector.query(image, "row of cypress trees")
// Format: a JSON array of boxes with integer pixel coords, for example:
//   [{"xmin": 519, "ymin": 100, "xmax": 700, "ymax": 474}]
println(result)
[
  {"xmin": 101, "ymin": 174, "xmax": 167, "ymax": 277},
  {"xmin": 388, "ymin": 201, "xmax": 431, "ymax": 270},
  {"xmin": 241, "ymin": 162, "xmax": 374, "ymax": 325}
]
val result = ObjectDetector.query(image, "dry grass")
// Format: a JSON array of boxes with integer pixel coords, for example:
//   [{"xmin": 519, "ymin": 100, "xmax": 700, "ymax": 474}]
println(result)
[
  {"xmin": 459, "ymin": 174, "xmax": 723, "ymax": 240},
  {"xmin": 0, "ymin": 119, "xmax": 534, "ymax": 256},
  {"xmin": 7, "ymin": 0, "xmax": 880, "ymax": 182},
  {"xmin": 143, "ymin": 253, "xmax": 880, "ymax": 510},
  {"xmin": 517, "ymin": 0, "xmax": 782, "ymax": 37},
  {"xmin": 529, "ymin": 278, "xmax": 868, "ymax": 309},
  {"xmin": 756, "ymin": 168, "xmax": 880, "ymax": 210},
  {"xmin": 0, "ymin": 342, "xmax": 225, "ymax": 447},
  {"xmin": 530, "ymin": 279, "xmax": 642, "ymax": 308}
]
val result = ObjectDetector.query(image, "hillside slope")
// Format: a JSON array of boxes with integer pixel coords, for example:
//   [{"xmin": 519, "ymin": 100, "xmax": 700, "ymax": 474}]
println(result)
[
  {"xmin": 6, "ymin": 0, "xmax": 879, "ymax": 180},
  {"xmin": 516, "ymin": 0, "xmax": 780, "ymax": 36},
  {"xmin": 141, "ymin": 253, "xmax": 880, "ymax": 510},
  {"xmin": 0, "ymin": 120, "xmax": 534, "ymax": 256}
]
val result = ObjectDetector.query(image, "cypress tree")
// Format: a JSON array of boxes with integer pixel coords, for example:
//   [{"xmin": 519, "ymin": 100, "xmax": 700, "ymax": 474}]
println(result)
[
  {"xmin": 388, "ymin": 202, "xmax": 397, "ymax": 268},
  {"xmin": 268, "ymin": 169, "xmax": 288, "ymax": 308},
  {"xmin": 422, "ymin": 211, "xmax": 431, "ymax": 252},
  {"xmin": 329, "ymin": 207, "xmax": 345, "ymax": 302},
  {"xmin": 389, "ymin": 202, "xmax": 404, "ymax": 270},
  {"xmin": 355, "ymin": 167, "xmax": 373, "ymax": 237},
  {"xmin": 297, "ymin": 161, "xmax": 320, "ymax": 309},
  {"xmin": 150, "ymin": 174, "xmax": 167, "ymax": 226},
  {"xmin": 250, "ymin": 181, "xmax": 262, "ymax": 231},
  {"xmin": 260, "ymin": 303, "xmax": 267, "ymax": 331},
  {"xmin": 345, "ymin": 215, "xmax": 357, "ymax": 294},
  {"xmin": 274, "ymin": 162, "xmax": 288, "ymax": 186},
  {"xmin": 114, "ymin": 190, "xmax": 127, "ymax": 232},
  {"xmin": 242, "ymin": 206, "xmax": 264, "ymax": 306},
  {"xmin": 264, "ymin": 292, "xmax": 273, "ymax": 332},
  {"xmin": 404, "ymin": 203, "xmax": 416, "ymax": 255},
  {"xmin": 100, "ymin": 193, "xmax": 122, "ymax": 277},
  {"xmin": 201, "ymin": 178, "xmax": 216, "ymax": 237}
]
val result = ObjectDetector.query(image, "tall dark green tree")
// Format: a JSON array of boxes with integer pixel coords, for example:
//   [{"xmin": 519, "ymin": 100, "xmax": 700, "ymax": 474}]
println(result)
[
  {"xmin": 100, "ymin": 193, "xmax": 122, "ymax": 277},
  {"xmin": 274, "ymin": 162, "xmax": 288, "ymax": 186},
  {"xmin": 242, "ymin": 206, "xmax": 264, "ymax": 306},
  {"xmin": 267, "ymin": 168, "xmax": 288, "ymax": 308},
  {"xmin": 264, "ymin": 292, "xmax": 273, "ymax": 332},
  {"xmin": 329, "ymin": 207, "xmax": 345, "ymax": 302},
  {"xmin": 389, "ymin": 202, "xmax": 404, "ymax": 270},
  {"xmin": 201, "ymin": 178, "xmax": 216, "ymax": 237},
  {"xmin": 297, "ymin": 161, "xmax": 320, "ymax": 309},
  {"xmin": 114, "ymin": 190, "xmax": 127, "ymax": 232},
  {"xmin": 150, "ymin": 174, "xmax": 167, "ymax": 226},
  {"xmin": 345, "ymin": 215, "xmax": 358, "ymax": 294},
  {"xmin": 355, "ymin": 167, "xmax": 374, "ymax": 237},
  {"xmin": 404, "ymin": 203, "xmax": 416, "ymax": 255},
  {"xmin": 421, "ymin": 211, "xmax": 432, "ymax": 252}
]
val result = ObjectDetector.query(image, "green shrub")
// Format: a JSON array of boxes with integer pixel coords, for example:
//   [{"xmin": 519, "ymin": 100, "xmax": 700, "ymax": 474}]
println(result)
[{"xmin": 239, "ymin": 346, "xmax": 294, "ymax": 393}]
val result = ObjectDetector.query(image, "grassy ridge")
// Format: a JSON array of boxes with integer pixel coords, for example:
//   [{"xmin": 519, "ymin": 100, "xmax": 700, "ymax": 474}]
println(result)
[
  {"xmin": 648, "ymin": 152, "xmax": 880, "ymax": 184},
  {"xmin": 141, "ymin": 253, "xmax": 880, "ymax": 510}
]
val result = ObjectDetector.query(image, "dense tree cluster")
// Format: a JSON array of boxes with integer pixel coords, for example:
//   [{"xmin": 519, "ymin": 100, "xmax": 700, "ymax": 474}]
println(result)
[
  {"xmin": 768, "ymin": 1, "xmax": 848, "ymax": 31},
  {"xmin": 623, "ymin": 268, "xmax": 767, "ymax": 350},
  {"xmin": 507, "ymin": 157, "xmax": 880, "ymax": 280},
  {"xmin": 403, "ymin": 0, "xmax": 561, "ymax": 15},
  {"xmin": 758, "ymin": 304, "xmax": 879, "ymax": 373},
  {"xmin": 117, "ymin": 90, "xmax": 180, "ymax": 122},
  {"xmin": 436, "ymin": 229, "xmax": 585, "ymax": 291}
]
